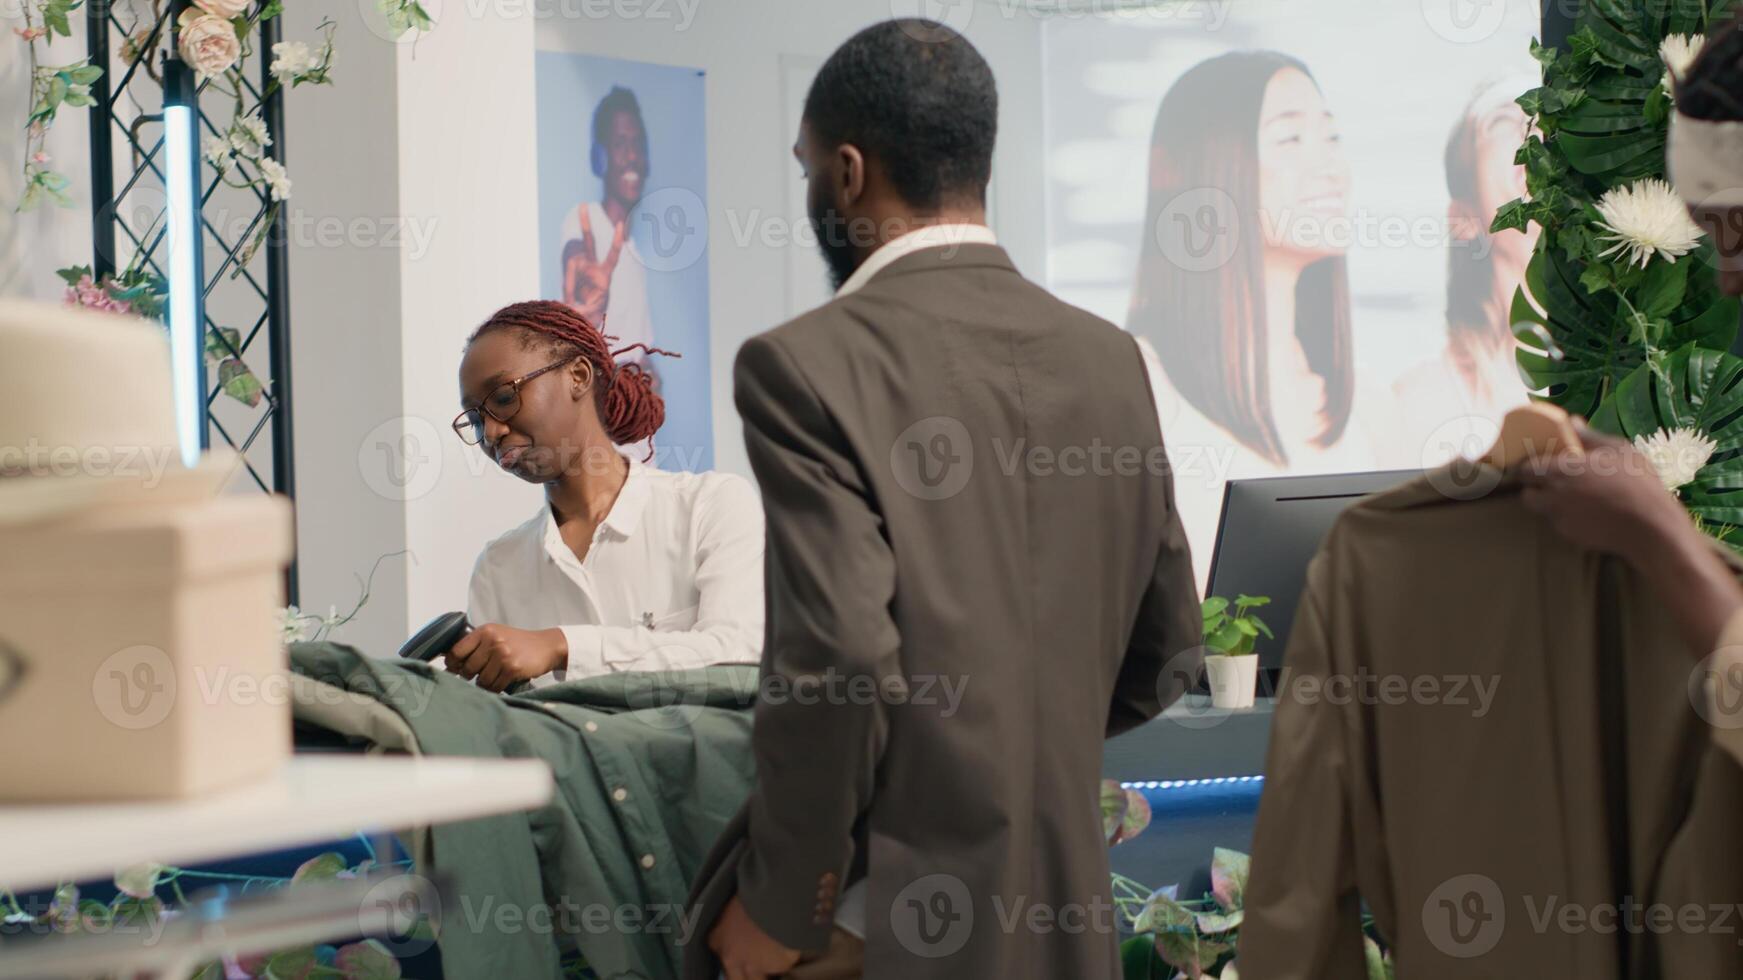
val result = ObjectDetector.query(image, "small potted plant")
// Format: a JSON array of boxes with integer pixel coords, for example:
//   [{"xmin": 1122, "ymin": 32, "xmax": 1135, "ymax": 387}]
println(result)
[{"xmin": 1200, "ymin": 594, "xmax": 1272, "ymax": 709}]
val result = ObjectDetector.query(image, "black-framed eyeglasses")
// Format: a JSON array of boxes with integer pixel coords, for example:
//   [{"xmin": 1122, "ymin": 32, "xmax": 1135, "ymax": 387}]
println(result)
[{"xmin": 453, "ymin": 357, "xmax": 574, "ymax": 446}]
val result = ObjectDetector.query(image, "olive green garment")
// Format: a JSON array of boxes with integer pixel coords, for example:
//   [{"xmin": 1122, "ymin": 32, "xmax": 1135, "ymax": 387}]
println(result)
[
  {"xmin": 288, "ymin": 642, "xmax": 757, "ymax": 980},
  {"xmin": 1237, "ymin": 466, "xmax": 1743, "ymax": 980}
]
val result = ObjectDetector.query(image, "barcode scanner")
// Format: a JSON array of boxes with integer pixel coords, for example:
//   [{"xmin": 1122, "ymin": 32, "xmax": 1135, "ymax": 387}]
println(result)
[{"xmin": 398, "ymin": 611, "xmax": 471, "ymax": 662}]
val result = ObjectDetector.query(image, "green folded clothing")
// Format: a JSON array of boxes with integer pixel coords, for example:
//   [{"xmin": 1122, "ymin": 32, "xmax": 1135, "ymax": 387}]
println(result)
[{"xmin": 288, "ymin": 642, "xmax": 757, "ymax": 980}]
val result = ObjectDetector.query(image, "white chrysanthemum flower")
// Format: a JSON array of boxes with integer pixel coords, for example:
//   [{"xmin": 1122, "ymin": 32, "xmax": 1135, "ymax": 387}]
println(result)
[
  {"xmin": 259, "ymin": 157, "xmax": 293, "ymax": 201},
  {"xmin": 270, "ymin": 40, "xmax": 314, "ymax": 85},
  {"xmin": 202, "ymin": 134, "xmax": 231, "ymax": 175},
  {"xmin": 1595, "ymin": 179, "xmax": 1706, "ymax": 268},
  {"xmin": 1661, "ymin": 33, "xmax": 1706, "ymax": 89},
  {"xmin": 1633, "ymin": 426, "xmax": 1717, "ymax": 492}
]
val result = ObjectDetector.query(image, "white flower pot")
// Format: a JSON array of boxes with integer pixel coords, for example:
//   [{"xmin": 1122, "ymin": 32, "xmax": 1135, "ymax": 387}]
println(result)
[{"xmin": 1205, "ymin": 654, "xmax": 1259, "ymax": 710}]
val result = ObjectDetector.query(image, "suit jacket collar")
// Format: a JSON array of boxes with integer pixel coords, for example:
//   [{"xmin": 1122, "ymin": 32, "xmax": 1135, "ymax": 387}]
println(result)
[{"xmin": 835, "ymin": 225, "xmax": 1009, "ymax": 297}]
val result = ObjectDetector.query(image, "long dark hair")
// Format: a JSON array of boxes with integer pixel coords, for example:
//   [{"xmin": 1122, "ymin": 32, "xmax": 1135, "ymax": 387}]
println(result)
[{"xmin": 1129, "ymin": 50, "xmax": 1353, "ymax": 467}]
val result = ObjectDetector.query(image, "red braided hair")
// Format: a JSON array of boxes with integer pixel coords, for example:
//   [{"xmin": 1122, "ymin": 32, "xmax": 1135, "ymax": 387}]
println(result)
[{"xmin": 469, "ymin": 301, "xmax": 680, "ymax": 457}]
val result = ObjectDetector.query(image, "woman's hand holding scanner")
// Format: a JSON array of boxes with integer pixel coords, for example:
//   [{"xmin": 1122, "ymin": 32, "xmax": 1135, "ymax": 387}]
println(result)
[{"xmin": 444, "ymin": 623, "xmax": 568, "ymax": 693}]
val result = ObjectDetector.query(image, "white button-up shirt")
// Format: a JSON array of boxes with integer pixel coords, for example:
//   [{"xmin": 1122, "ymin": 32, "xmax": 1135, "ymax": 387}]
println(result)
[{"xmin": 466, "ymin": 458, "xmax": 765, "ymax": 684}]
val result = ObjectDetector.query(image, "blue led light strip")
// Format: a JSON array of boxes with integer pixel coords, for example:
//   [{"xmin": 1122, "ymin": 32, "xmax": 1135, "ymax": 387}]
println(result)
[{"xmin": 1120, "ymin": 776, "xmax": 1265, "ymax": 791}]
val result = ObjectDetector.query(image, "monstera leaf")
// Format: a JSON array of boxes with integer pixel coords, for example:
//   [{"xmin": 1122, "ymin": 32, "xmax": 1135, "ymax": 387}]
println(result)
[
  {"xmin": 1590, "ymin": 344, "xmax": 1743, "ymax": 532},
  {"xmin": 1515, "ymin": 247, "xmax": 1640, "ymax": 417}
]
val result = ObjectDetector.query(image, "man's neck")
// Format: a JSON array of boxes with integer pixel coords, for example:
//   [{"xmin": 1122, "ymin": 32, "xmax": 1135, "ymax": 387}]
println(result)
[
  {"xmin": 850, "ymin": 207, "xmax": 988, "ymax": 267},
  {"xmin": 601, "ymin": 195, "xmax": 633, "ymax": 228}
]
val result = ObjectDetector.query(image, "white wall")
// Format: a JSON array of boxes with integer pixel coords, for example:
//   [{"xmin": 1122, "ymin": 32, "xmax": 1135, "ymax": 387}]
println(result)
[{"xmin": 5, "ymin": 1, "xmax": 1051, "ymax": 656}]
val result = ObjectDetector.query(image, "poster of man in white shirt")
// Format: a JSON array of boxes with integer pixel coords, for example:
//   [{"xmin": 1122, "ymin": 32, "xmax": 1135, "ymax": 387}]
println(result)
[
  {"xmin": 560, "ymin": 86, "xmax": 656, "ymax": 366},
  {"xmin": 537, "ymin": 52, "xmax": 714, "ymax": 471}
]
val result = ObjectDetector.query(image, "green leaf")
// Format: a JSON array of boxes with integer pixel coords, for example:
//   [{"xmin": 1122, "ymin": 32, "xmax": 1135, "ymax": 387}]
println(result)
[
  {"xmin": 55, "ymin": 265, "xmax": 92, "ymax": 285},
  {"xmin": 1517, "ymin": 245, "xmax": 1645, "ymax": 418},
  {"xmin": 335, "ymin": 939, "xmax": 401, "ymax": 980},
  {"xmin": 1594, "ymin": 344, "xmax": 1743, "ymax": 534},
  {"xmin": 46, "ymin": 75, "xmax": 68, "ymax": 110},
  {"xmin": 263, "ymin": 947, "xmax": 318, "ymax": 980},
  {"xmin": 1100, "ymin": 780, "xmax": 1151, "ymax": 846},
  {"xmin": 1232, "ymin": 619, "xmax": 1258, "ymax": 637},
  {"xmin": 1234, "ymin": 594, "xmax": 1269, "ymax": 608},
  {"xmin": 1492, "ymin": 199, "xmax": 1531, "ymax": 235},
  {"xmin": 67, "ymin": 64, "xmax": 103, "ymax": 84},
  {"xmin": 220, "ymin": 358, "xmax": 266, "ymax": 408},
  {"xmin": 1121, "ymin": 936, "xmax": 1169, "ymax": 980},
  {"xmin": 1195, "ymin": 908, "xmax": 1244, "ymax": 934},
  {"xmin": 206, "ymin": 325, "xmax": 242, "ymax": 361},
  {"xmin": 1200, "ymin": 597, "xmax": 1229, "ymax": 618},
  {"xmin": 1365, "ymin": 936, "xmax": 1390, "ymax": 980},
  {"xmin": 1211, "ymin": 847, "xmax": 1250, "ymax": 911},
  {"xmin": 113, "ymin": 862, "xmax": 163, "ymax": 899},
  {"xmin": 1637, "ymin": 259, "xmax": 1688, "ymax": 318},
  {"xmin": 1580, "ymin": 263, "xmax": 1614, "ymax": 294},
  {"xmin": 291, "ymin": 851, "xmax": 348, "ymax": 885},
  {"xmin": 1207, "ymin": 622, "xmax": 1244, "ymax": 653},
  {"xmin": 260, "ymin": 0, "xmax": 284, "ymax": 17},
  {"xmin": 1144, "ymin": 893, "xmax": 1233, "ymax": 977}
]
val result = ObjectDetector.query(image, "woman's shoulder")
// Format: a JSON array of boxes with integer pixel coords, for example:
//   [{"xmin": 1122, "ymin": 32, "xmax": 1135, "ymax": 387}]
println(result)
[
  {"xmin": 646, "ymin": 466, "xmax": 762, "ymax": 523},
  {"xmin": 471, "ymin": 507, "xmax": 548, "ymax": 577}
]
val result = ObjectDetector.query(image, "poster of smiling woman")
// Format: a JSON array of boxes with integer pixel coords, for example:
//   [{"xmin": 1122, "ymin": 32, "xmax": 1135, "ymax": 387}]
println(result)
[{"xmin": 535, "ymin": 51, "xmax": 712, "ymax": 471}]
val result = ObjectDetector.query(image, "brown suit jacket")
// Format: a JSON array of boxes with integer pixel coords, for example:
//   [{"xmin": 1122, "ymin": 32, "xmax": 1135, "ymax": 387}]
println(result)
[
  {"xmin": 1238, "ymin": 466, "xmax": 1743, "ymax": 979},
  {"xmin": 682, "ymin": 243, "xmax": 1202, "ymax": 979}
]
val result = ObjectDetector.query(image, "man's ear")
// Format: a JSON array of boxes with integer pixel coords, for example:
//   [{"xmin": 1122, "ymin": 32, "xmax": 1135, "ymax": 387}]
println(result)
[{"xmin": 838, "ymin": 143, "xmax": 866, "ymax": 207}]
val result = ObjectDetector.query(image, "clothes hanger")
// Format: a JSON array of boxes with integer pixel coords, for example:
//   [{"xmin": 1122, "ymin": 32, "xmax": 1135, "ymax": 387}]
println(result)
[{"xmin": 1480, "ymin": 402, "xmax": 1583, "ymax": 469}]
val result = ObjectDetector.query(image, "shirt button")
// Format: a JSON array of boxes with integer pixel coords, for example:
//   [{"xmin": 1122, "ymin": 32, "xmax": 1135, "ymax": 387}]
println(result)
[
  {"xmin": 612, "ymin": 787, "xmax": 629, "ymax": 803},
  {"xmin": 584, "ymin": 721, "xmax": 599, "ymax": 733},
  {"xmin": 640, "ymin": 854, "xmax": 656, "ymax": 869}
]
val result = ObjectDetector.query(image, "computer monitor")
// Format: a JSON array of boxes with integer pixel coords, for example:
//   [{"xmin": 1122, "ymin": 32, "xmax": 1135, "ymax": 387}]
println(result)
[{"xmin": 1205, "ymin": 470, "xmax": 1419, "ymax": 677}]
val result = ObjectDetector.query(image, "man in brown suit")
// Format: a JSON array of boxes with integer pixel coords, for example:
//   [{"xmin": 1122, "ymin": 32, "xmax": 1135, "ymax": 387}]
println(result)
[{"xmin": 692, "ymin": 18, "xmax": 1202, "ymax": 980}]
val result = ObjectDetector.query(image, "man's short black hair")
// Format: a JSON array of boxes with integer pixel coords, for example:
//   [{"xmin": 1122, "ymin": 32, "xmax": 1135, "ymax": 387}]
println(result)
[
  {"xmin": 1680, "ymin": 16, "xmax": 1743, "ymax": 120},
  {"xmin": 593, "ymin": 86, "xmax": 646, "ymax": 145},
  {"xmin": 804, "ymin": 19, "xmax": 997, "ymax": 209}
]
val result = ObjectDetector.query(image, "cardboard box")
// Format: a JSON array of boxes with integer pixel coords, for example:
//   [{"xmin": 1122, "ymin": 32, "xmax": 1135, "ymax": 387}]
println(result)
[{"xmin": 0, "ymin": 493, "xmax": 294, "ymax": 801}]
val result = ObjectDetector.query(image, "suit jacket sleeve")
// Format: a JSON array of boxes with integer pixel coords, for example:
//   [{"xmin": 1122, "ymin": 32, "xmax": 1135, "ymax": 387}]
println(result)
[
  {"xmin": 731, "ymin": 333, "xmax": 902, "ymax": 953},
  {"xmin": 1236, "ymin": 555, "xmax": 1367, "ymax": 978},
  {"xmin": 1108, "ymin": 450, "xmax": 1202, "ymax": 738}
]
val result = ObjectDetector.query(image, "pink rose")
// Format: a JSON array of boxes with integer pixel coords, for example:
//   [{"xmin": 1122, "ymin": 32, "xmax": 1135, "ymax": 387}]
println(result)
[
  {"xmin": 178, "ymin": 14, "xmax": 240, "ymax": 78},
  {"xmin": 193, "ymin": 0, "xmax": 251, "ymax": 19}
]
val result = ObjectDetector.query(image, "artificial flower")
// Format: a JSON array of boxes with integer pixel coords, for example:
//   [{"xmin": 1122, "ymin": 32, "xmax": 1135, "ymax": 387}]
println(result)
[
  {"xmin": 230, "ymin": 112, "xmax": 271, "ymax": 156},
  {"xmin": 178, "ymin": 13, "xmax": 241, "ymax": 79},
  {"xmin": 1594, "ymin": 178, "xmax": 1706, "ymax": 268},
  {"xmin": 1661, "ymin": 33, "xmax": 1706, "ymax": 88},
  {"xmin": 279, "ymin": 605, "xmax": 312, "ymax": 644},
  {"xmin": 270, "ymin": 40, "xmax": 314, "ymax": 86},
  {"xmin": 258, "ymin": 156, "xmax": 292, "ymax": 201},
  {"xmin": 31, "ymin": 151, "xmax": 49, "ymax": 165},
  {"xmin": 13, "ymin": 26, "xmax": 46, "ymax": 41},
  {"xmin": 63, "ymin": 274, "xmax": 132, "ymax": 315},
  {"xmin": 1633, "ymin": 426, "xmax": 1717, "ymax": 492},
  {"xmin": 203, "ymin": 134, "xmax": 232, "ymax": 175},
  {"xmin": 194, "ymin": 0, "xmax": 251, "ymax": 18}
]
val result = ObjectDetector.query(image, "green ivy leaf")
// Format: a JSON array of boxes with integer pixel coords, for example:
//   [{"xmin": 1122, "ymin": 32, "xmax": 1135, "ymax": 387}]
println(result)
[
  {"xmin": 220, "ymin": 358, "xmax": 266, "ymax": 408},
  {"xmin": 114, "ymin": 862, "xmax": 163, "ymax": 900},
  {"xmin": 335, "ymin": 939, "xmax": 402, "ymax": 980},
  {"xmin": 55, "ymin": 265, "xmax": 92, "ymax": 286},
  {"xmin": 291, "ymin": 851, "xmax": 347, "ymax": 885},
  {"xmin": 1491, "ymin": 199, "xmax": 1531, "ymax": 235},
  {"xmin": 263, "ymin": 947, "xmax": 318, "ymax": 980},
  {"xmin": 206, "ymin": 325, "xmax": 243, "ymax": 361},
  {"xmin": 1210, "ymin": 847, "xmax": 1250, "ymax": 911}
]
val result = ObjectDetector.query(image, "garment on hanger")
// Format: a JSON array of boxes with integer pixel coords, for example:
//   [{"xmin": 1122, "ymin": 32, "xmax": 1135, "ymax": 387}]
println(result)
[{"xmin": 1237, "ymin": 464, "xmax": 1743, "ymax": 980}]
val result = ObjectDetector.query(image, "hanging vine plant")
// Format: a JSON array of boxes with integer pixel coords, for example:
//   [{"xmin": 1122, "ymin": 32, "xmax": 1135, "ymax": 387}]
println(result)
[{"xmin": 1497, "ymin": 0, "xmax": 1743, "ymax": 547}]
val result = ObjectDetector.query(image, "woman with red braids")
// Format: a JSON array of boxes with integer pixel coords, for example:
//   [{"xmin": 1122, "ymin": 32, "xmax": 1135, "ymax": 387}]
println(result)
[{"xmin": 443, "ymin": 300, "xmax": 765, "ymax": 691}]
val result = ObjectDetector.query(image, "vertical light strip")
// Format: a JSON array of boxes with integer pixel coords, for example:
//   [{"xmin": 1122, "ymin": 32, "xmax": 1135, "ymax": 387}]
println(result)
[{"xmin": 163, "ymin": 102, "xmax": 201, "ymax": 468}]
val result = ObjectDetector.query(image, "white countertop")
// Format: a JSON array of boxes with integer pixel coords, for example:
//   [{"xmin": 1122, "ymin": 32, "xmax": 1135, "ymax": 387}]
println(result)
[{"xmin": 0, "ymin": 755, "xmax": 553, "ymax": 893}]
